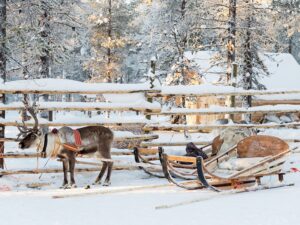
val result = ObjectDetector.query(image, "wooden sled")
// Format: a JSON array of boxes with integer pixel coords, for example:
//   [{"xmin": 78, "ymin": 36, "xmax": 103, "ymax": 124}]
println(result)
[
  {"xmin": 134, "ymin": 144, "xmax": 213, "ymax": 179},
  {"xmin": 161, "ymin": 135, "xmax": 291, "ymax": 191}
]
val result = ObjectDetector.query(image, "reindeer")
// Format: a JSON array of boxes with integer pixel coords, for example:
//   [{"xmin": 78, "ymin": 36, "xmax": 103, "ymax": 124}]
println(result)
[{"xmin": 17, "ymin": 98, "xmax": 114, "ymax": 188}]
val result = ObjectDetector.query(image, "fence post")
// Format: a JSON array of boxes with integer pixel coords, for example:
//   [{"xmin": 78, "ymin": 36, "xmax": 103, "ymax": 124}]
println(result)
[
  {"xmin": 145, "ymin": 58, "xmax": 156, "ymax": 132},
  {"xmin": 230, "ymin": 63, "xmax": 238, "ymax": 121},
  {"xmin": 49, "ymin": 110, "xmax": 53, "ymax": 122},
  {"xmin": 0, "ymin": 93, "xmax": 5, "ymax": 169}
]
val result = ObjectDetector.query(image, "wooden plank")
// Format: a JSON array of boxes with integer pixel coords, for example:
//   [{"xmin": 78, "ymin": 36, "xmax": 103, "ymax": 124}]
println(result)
[
  {"xmin": 0, "ymin": 102, "xmax": 160, "ymax": 113},
  {"xmin": 0, "ymin": 165, "xmax": 141, "ymax": 176},
  {"xmin": 0, "ymin": 89, "xmax": 160, "ymax": 95},
  {"xmin": 0, "ymin": 134, "xmax": 158, "ymax": 143},
  {"xmin": 228, "ymin": 149, "xmax": 290, "ymax": 179},
  {"xmin": 254, "ymin": 99, "xmax": 300, "ymax": 106},
  {"xmin": 0, "ymin": 121, "xmax": 147, "ymax": 127},
  {"xmin": 143, "ymin": 122, "xmax": 300, "ymax": 131},
  {"xmin": 141, "ymin": 141, "xmax": 211, "ymax": 147},
  {"xmin": 0, "ymin": 150, "xmax": 133, "ymax": 158},
  {"xmin": 114, "ymin": 134, "xmax": 158, "ymax": 141},
  {"xmin": 147, "ymin": 89, "xmax": 300, "ymax": 98},
  {"xmin": 166, "ymin": 155, "xmax": 196, "ymax": 164},
  {"xmin": 149, "ymin": 105, "xmax": 300, "ymax": 115},
  {"xmin": 52, "ymin": 183, "xmax": 174, "ymax": 199},
  {"xmin": 137, "ymin": 148, "xmax": 159, "ymax": 155}
]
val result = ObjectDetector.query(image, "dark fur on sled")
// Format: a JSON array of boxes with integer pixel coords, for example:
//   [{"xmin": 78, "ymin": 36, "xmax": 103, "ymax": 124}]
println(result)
[{"xmin": 185, "ymin": 142, "xmax": 208, "ymax": 159}]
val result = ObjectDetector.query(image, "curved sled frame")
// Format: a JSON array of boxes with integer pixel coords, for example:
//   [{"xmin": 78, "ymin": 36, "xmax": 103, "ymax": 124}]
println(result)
[
  {"xmin": 134, "ymin": 146, "xmax": 207, "ymax": 180},
  {"xmin": 133, "ymin": 147, "xmax": 165, "ymax": 178},
  {"xmin": 160, "ymin": 146, "xmax": 237, "ymax": 190},
  {"xmin": 161, "ymin": 153, "xmax": 204, "ymax": 190}
]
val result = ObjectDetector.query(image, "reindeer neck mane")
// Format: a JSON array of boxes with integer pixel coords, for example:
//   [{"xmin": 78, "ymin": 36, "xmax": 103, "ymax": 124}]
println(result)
[{"xmin": 39, "ymin": 132, "xmax": 62, "ymax": 158}]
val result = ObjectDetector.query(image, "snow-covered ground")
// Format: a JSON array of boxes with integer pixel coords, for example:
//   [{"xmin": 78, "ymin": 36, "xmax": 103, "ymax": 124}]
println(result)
[
  {"xmin": 0, "ymin": 156, "xmax": 299, "ymax": 225},
  {"xmin": 1, "ymin": 125, "xmax": 300, "ymax": 225}
]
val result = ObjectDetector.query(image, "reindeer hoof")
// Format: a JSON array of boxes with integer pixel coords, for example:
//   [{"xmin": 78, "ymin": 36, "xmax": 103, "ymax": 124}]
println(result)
[
  {"xmin": 103, "ymin": 181, "xmax": 111, "ymax": 186},
  {"xmin": 60, "ymin": 184, "xmax": 70, "ymax": 189},
  {"xmin": 93, "ymin": 181, "xmax": 101, "ymax": 185},
  {"xmin": 70, "ymin": 184, "xmax": 77, "ymax": 189}
]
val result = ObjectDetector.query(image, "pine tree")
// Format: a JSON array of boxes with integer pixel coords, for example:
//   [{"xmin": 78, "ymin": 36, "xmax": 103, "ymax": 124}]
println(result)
[
  {"xmin": 84, "ymin": 0, "xmax": 135, "ymax": 83},
  {"xmin": 6, "ymin": 0, "xmax": 81, "ymax": 80}
]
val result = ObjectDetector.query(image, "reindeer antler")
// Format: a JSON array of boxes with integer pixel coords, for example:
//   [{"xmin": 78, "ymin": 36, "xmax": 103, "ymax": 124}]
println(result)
[{"xmin": 17, "ymin": 94, "xmax": 39, "ymax": 139}]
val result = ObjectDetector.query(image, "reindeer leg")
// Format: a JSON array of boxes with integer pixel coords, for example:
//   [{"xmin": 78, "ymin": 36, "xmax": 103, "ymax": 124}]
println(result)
[
  {"xmin": 93, "ymin": 162, "xmax": 107, "ymax": 185},
  {"xmin": 59, "ymin": 156, "xmax": 69, "ymax": 189},
  {"xmin": 69, "ymin": 155, "xmax": 77, "ymax": 188},
  {"xmin": 103, "ymin": 161, "xmax": 113, "ymax": 186}
]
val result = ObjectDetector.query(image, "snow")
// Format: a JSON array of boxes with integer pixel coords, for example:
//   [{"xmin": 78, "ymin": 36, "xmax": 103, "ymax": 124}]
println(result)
[
  {"xmin": 218, "ymin": 157, "xmax": 265, "ymax": 171},
  {"xmin": 184, "ymin": 51, "xmax": 225, "ymax": 83},
  {"xmin": 184, "ymin": 51, "xmax": 300, "ymax": 100},
  {"xmin": 1, "ymin": 78, "xmax": 299, "ymax": 100},
  {"xmin": 1, "ymin": 113, "xmax": 300, "ymax": 225},
  {"xmin": 1, "ymin": 111, "xmax": 153, "ymax": 128},
  {"xmin": 0, "ymin": 100, "xmax": 161, "ymax": 111},
  {"xmin": 0, "ymin": 156, "xmax": 299, "ymax": 225},
  {"xmin": 259, "ymin": 53, "xmax": 300, "ymax": 100},
  {"xmin": 0, "ymin": 67, "xmax": 300, "ymax": 225},
  {"xmin": 0, "ymin": 78, "xmax": 161, "ymax": 92},
  {"xmin": 162, "ymin": 104, "xmax": 300, "ymax": 114}
]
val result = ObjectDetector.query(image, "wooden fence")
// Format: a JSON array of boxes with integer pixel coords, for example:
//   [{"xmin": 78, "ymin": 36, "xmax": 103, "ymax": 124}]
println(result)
[{"xmin": 0, "ymin": 81, "xmax": 300, "ymax": 175}]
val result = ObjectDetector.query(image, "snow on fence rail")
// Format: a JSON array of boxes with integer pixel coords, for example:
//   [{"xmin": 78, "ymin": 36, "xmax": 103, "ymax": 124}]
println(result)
[
  {"xmin": 0, "ymin": 79, "xmax": 160, "ymax": 94},
  {"xmin": 143, "ymin": 122, "xmax": 300, "ymax": 131},
  {"xmin": 1, "ymin": 79, "xmax": 300, "ymax": 97},
  {"xmin": 0, "ymin": 101, "xmax": 161, "ymax": 112},
  {"xmin": 149, "ymin": 104, "xmax": 300, "ymax": 115},
  {"xmin": 147, "ymin": 84, "xmax": 300, "ymax": 98}
]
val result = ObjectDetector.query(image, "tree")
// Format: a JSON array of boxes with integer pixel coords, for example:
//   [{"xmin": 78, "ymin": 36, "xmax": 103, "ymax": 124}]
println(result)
[
  {"xmin": 6, "ymin": 0, "xmax": 82, "ymax": 80},
  {"xmin": 0, "ymin": 0, "xmax": 6, "ymax": 169},
  {"xmin": 134, "ymin": 0, "xmax": 210, "ymax": 83},
  {"xmin": 85, "ymin": 0, "xmax": 135, "ymax": 83},
  {"xmin": 0, "ymin": 0, "xmax": 6, "ymax": 82}
]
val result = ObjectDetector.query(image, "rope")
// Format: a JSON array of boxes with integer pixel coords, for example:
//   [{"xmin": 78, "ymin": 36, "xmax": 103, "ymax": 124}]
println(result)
[{"xmin": 39, "ymin": 134, "xmax": 61, "ymax": 179}]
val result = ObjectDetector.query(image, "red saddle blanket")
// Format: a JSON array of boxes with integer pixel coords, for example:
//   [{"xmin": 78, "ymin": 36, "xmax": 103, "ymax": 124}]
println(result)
[
  {"xmin": 62, "ymin": 129, "xmax": 82, "ymax": 152},
  {"xmin": 73, "ymin": 129, "xmax": 82, "ymax": 146}
]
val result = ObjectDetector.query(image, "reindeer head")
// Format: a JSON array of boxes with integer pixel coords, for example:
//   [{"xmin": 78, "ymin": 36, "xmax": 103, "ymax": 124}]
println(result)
[{"xmin": 17, "ymin": 96, "xmax": 41, "ymax": 149}]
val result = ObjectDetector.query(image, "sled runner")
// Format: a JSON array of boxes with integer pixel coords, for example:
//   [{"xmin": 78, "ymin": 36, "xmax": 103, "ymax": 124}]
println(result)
[
  {"xmin": 133, "ymin": 147, "xmax": 165, "ymax": 178},
  {"xmin": 133, "ymin": 143, "xmax": 213, "ymax": 179},
  {"xmin": 161, "ymin": 135, "xmax": 291, "ymax": 191}
]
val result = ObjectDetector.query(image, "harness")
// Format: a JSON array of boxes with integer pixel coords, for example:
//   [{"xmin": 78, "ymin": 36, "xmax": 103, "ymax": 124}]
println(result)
[
  {"xmin": 40, "ymin": 129, "xmax": 83, "ymax": 158},
  {"xmin": 41, "ymin": 134, "xmax": 48, "ymax": 158}
]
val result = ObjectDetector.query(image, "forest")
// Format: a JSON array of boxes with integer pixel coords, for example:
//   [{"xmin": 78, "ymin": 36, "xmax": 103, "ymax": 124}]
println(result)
[{"xmin": 0, "ymin": 0, "xmax": 299, "ymax": 87}]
